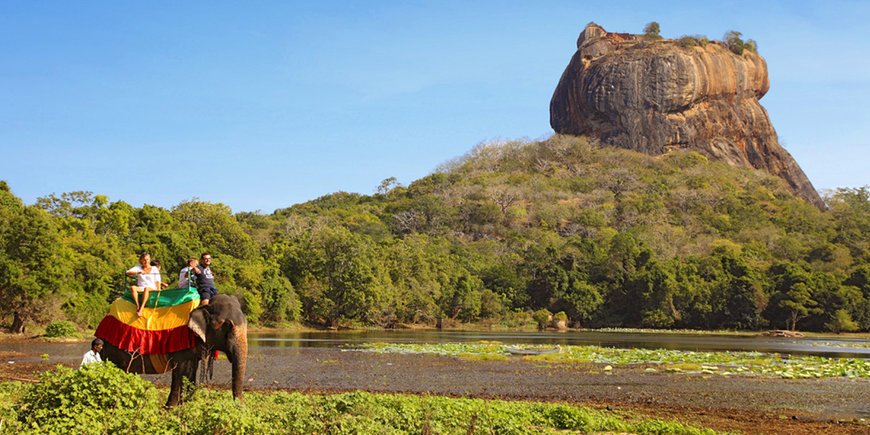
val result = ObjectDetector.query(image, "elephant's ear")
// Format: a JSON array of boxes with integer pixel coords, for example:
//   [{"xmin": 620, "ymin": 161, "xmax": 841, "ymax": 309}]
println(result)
[{"xmin": 189, "ymin": 308, "xmax": 208, "ymax": 342}]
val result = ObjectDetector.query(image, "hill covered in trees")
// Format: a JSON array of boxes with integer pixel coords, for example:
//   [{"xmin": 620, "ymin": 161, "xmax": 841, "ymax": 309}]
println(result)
[{"xmin": 1, "ymin": 136, "xmax": 868, "ymax": 333}]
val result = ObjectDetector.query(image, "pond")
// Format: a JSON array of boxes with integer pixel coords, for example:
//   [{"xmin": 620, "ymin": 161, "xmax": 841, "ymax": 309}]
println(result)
[{"xmin": 249, "ymin": 329, "xmax": 870, "ymax": 359}]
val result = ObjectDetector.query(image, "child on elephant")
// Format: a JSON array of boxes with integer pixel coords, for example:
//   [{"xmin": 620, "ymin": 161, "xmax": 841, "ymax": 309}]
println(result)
[{"xmin": 178, "ymin": 257, "xmax": 198, "ymax": 288}]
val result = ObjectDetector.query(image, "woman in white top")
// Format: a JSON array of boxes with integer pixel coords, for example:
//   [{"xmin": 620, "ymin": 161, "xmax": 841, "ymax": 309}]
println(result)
[{"xmin": 126, "ymin": 252, "xmax": 162, "ymax": 317}]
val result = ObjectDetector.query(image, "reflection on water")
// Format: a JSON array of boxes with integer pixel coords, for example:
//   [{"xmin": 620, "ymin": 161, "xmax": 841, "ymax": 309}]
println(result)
[{"xmin": 250, "ymin": 330, "xmax": 870, "ymax": 358}]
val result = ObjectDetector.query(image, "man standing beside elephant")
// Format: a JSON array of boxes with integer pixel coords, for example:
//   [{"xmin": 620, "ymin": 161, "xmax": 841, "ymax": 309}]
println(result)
[{"xmin": 193, "ymin": 252, "xmax": 219, "ymax": 306}]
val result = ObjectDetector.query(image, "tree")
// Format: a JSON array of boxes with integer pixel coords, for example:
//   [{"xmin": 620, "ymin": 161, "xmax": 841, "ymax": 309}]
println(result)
[
  {"xmin": 561, "ymin": 280, "xmax": 603, "ymax": 325},
  {"xmin": 478, "ymin": 289, "xmax": 505, "ymax": 319},
  {"xmin": 828, "ymin": 187, "xmax": 870, "ymax": 262},
  {"xmin": 481, "ymin": 263, "xmax": 528, "ymax": 308},
  {"xmin": 292, "ymin": 226, "xmax": 392, "ymax": 326},
  {"xmin": 448, "ymin": 274, "xmax": 483, "ymax": 322},
  {"xmin": 376, "ymin": 177, "xmax": 402, "ymax": 196},
  {"xmin": 770, "ymin": 282, "xmax": 819, "ymax": 331},
  {"xmin": 709, "ymin": 251, "xmax": 765, "ymax": 330},
  {"xmin": 643, "ymin": 22, "xmax": 661, "ymax": 39},
  {"xmin": 826, "ymin": 309, "xmax": 859, "ymax": 333},
  {"xmin": 635, "ymin": 261, "xmax": 678, "ymax": 328},
  {"xmin": 0, "ymin": 198, "xmax": 70, "ymax": 333},
  {"xmin": 765, "ymin": 263, "xmax": 819, "ymax": 330},
  {"xmin": 844, "ymin": 265, "xmax": 870, "ymax": 330},
  {"xmin": 259, "ymin": 268, "xmax": 301, "ymax": 325},
  {"xmin": 171, "ymin": 200, "xmax": 258, "ymax": 260}
]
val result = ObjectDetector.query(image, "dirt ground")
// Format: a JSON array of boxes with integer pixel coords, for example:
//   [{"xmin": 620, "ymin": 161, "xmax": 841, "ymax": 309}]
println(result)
[{"xmin": 2, "ymin": 342, "xmax": 869, "ymax": 434}]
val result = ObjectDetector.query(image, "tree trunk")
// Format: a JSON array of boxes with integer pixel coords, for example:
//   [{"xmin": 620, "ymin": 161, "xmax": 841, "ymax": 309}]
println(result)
[{"xmin": 10, "ymin": 312, "xmax": 25, "ymax": 334}]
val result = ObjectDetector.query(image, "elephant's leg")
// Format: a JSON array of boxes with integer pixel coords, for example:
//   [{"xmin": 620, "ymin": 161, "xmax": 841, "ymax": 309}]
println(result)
[
  {"xmin": 166, "ymin": 357, "xmax": 199, "ymax": 407},
  {"xmin": 167, "ymin": 366, "xmax": 183, "ymax": 407}
]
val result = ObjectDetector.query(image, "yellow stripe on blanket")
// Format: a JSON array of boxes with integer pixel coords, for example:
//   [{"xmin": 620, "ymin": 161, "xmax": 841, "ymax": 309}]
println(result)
[
  {"xmin": 149, "ymin": 353, "xmax": 170, "ymax": 374},
  {"xmin": 108, "ymin": 298, "xmax": 200, "ymax": 331}
]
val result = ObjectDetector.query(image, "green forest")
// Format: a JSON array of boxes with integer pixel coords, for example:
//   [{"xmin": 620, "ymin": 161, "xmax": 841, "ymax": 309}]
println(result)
[{"xmin": 1, "ymin": 136, "xmax": 868, "ymax": 333}]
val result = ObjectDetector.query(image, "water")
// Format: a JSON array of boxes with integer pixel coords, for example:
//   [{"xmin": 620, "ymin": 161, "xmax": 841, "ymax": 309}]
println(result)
[
  {"xmin": 3, "ymin": 330, "xmax": 867, "ymax": 364},
  {"xmin": 249, "ymin": 330, "xmax": 870, "ymax": 359}
]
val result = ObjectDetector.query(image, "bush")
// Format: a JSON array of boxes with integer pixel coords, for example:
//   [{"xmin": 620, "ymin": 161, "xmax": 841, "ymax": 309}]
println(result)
[
  {"xmin": 552, "ymin": 311, "xmax": 569, "ymax": 329},
  {"xmin": 19, "ymin": 363, "xmax": 163, "ymax": 433},
  {"xmin": 724, "ymin": 30, "xmax": 745, "ymax": 54},
  {"xmin": 677, "ymin": 35, "xmax": 708, "ymax": 48},
  {"xmin": 532, "ymin": 308, "xmax": 552, "ymax": 330},
  {"xmin": 43, "ymin": 321, "xmax": 77, "ymax": 338},
  {"xmin": 501, "ymin": 310, "xmax": 534, "ymax": 328},
  {"xmin": 744, "ymin": 39, "xmax": 758, "ymax": 53},
  {"xmin": 0, "ymin": 382, "xmax": 28, "ymax": 432}
]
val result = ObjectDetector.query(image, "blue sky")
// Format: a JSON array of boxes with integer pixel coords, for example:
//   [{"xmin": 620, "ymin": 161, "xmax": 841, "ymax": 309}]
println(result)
[{"xmin": 1, "ymin": 1, "xmax": 868, "ymax": 213}]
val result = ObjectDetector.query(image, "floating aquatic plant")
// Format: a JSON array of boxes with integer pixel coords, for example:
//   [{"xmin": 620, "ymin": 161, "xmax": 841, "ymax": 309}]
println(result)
[{"xmin": 348, "ymin": 342, "xmax": 870, "ymax": 380}]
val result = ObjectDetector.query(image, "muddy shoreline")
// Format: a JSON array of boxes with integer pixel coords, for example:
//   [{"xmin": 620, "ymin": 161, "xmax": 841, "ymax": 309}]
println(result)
[{"xmin": 2, "ymin": 343, "xmax": 869, "ymax": 434}]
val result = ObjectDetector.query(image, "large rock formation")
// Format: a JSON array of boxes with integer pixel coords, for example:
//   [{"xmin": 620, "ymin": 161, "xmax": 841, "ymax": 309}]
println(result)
[{"xmin": 550, "ymin": 23, "xmax": 823, "ymax": 208}]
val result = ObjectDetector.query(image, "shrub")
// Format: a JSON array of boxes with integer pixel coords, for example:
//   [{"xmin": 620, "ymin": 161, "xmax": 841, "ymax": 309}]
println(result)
[
  {"xmin": 43, "ymin": 321, "xmax": 77, "ymax": 338},
  {"xmin": 744, "ymin": 39, "xmax": 758, "ymax": 53},
  {"xmin": 18, "ymin": 363, "xmax": 163, "ymax": 433},
  {"xmin": 532, "ymin": 308, "xmax": 552, "ymax": 330},
  {"xmin": 552, "ymin": 311, "xmax": 569, "ymax": 329},
  {"xmin": 724, "ymin": 30, "xmax": 745, "ymax": 54},
  {"xmin": 0, "ymin": 382, "xmax": 28, "ymax": 432},
  {"xmin": 501, "ymin": 310, "xmax": 534, "ymax": 328},
  {"xmin": 677, "ymin": 35, "xmax": 708, "ymax": 48}
]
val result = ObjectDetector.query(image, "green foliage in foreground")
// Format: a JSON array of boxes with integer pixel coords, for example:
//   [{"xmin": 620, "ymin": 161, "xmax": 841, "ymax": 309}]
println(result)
[
  {"xmin": 0, "ymin": 364, "xmax": 717, "ymax": 435},
  {"xmin": 354, "ymin": 342, "xmax": 870, "ymax": 380},
  {"xmin": 16, "ymin": 363, "xmax": 162, "ymax": 434}
]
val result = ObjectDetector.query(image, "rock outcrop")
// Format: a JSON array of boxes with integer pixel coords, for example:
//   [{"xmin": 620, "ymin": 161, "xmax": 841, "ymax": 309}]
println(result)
[{"xmin": 550, "ymin": 23, "xmax": 824, "ymax": 208}]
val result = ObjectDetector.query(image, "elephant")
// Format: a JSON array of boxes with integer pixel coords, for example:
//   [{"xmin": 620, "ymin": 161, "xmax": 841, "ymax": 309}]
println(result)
[{"xmin": 100, "ymin": 294, "xmax": 248, "ymax": 406}]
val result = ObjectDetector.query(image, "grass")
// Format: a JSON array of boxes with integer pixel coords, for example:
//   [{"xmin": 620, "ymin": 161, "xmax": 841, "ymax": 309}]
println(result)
[{"xmin": 351, "ymin": 342, "xmax": 870, "ymax": 380}]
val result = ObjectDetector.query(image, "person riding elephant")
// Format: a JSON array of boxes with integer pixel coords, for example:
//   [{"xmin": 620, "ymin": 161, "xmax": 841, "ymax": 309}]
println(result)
[{"xmin": 99, "ymin": 294, "xmax": 248, "ymax": 406}]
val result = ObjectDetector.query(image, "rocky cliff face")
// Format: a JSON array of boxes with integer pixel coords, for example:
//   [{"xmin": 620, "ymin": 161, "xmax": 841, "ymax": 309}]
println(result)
[{"xmin": 550, "ymin": 23, "xmax": 824, "ymax": 208}]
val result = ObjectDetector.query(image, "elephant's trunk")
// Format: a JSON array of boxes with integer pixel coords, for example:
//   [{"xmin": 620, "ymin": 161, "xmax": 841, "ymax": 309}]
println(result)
[{"xmin": 231, "ymin": 324, "xmax": 248, "ymax": 402}]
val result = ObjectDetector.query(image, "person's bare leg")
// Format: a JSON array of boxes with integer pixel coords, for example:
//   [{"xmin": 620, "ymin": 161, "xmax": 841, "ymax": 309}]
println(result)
[
  {"xmin": 131, "ymin": 287, "xmax": 142, "ymax": 316},
  {"xmin": 138, "ymin": 287, "xmax": 151, "ymax": 316}
]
